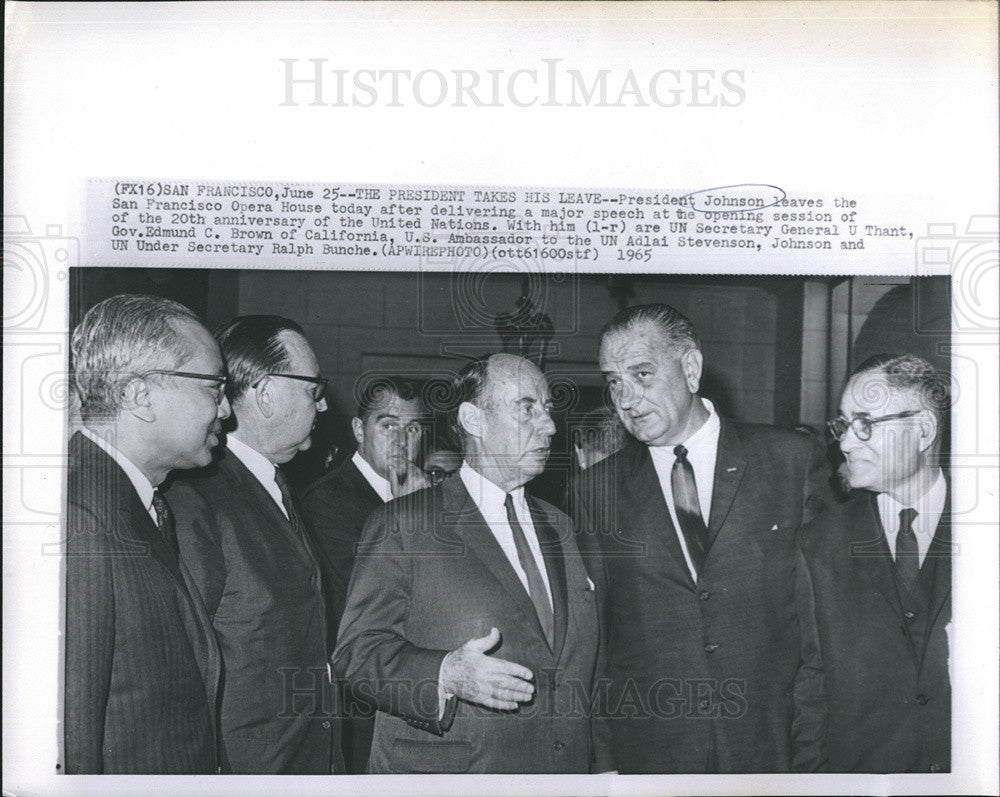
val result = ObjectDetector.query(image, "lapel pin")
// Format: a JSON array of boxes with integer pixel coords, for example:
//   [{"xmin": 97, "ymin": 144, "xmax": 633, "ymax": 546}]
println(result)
[
  {"xmin": 726, "ymin": 466, "xmax": 738, "ymax": 473},
  {"xmin": 770, "ymin": 524, "xmax": 779, "ymax": 531}
]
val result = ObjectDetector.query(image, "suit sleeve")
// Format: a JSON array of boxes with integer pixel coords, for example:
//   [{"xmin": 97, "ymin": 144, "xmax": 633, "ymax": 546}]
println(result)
[
  {"xmin": 169, "ymin": 483, "xmax": 226, "ymax": 618},
  {"xmin": 299, "ymin": 485, "xmax": 359, "ymax": 631},
  {"xmin": 63, "ymin": 502, "xmax": 115, "ymax": 774},
  {"xmin": 568, "ymin": 471, "xmax": 617, "ymax": 774},
  {"xmin": 800, "ymin": 431, "xmax": 833, "ymax": 525},
  {"xmin": 332, "ymin": 504, "xmax": 453, "ymax": 735},
  {"xmin": 790, "ymin": 543, "xmax": 828, "ymax": 771}
]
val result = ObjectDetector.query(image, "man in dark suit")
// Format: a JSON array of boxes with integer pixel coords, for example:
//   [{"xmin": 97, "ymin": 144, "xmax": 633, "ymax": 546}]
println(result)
[
  {"xmin": 168, "ymin": 316, "xmax": 342, "ymax": 774},
  {"xmin": 64, "ymin": 294, "xmax": 230, "ymax": 773},
  {"xmin": 803, "ymin": 354, "xmax": 951, "ymax": 772},
  {"xmin": 299, "ymin": 376, "xmax": 427, "ymax": 772},
  {"xmin": 334, "ymin": 354, "xmax": 611, "ymax": 774},
  {"xmin": 571, "ymin": 303, "xmax": 828, "ymax": 774}
]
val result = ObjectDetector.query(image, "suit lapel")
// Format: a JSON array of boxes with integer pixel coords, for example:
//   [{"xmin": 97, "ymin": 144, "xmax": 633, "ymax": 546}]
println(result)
[
  {"xmin": 706, "ymin": 419, "xmax": 748, "ymax": 549},
  {"xmin": 623, "ymin": 441, "xmax": 695, "ymax": 590},
  {"xmin": 442, "ymin": 477, "xmax": 556, "ymax": 649},
  {"xmin": 923, "ymin": 492, "xmax": 952, "ymax": 636},
  {"xmin": 219, "ymin": 448, "xmax": 318, "ymax": 571},
  {"xmin": 529, "ymin": 496, "xmax": 568, "ymax": 659},
  {"xmin": 848, "ymin": 491, "xmax": 905, "ymax": 617}
]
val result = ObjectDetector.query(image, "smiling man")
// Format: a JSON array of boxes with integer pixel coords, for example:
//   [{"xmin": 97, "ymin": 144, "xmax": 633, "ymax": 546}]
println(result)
[
  {"xmin": 802, "ymin": 353, "xmax": 951, "ymax": 772},
  {"xmin": 65, "ymin": 294, "xmax": 230, "ymax": 773},
  {"xmin": 167, "ymin": 315, "xmax": 341, "ymax": 774},
  {"xmin": 334, "ymin": 353, "xmax": 610, "ymax": 773},
  {"xmin": 570, "ymin": 303, "xmax": 830, "ymax": 774}
]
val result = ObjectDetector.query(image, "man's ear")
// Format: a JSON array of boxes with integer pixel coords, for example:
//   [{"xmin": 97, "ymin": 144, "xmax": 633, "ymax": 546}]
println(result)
[
  {"xmin": 681, "ymin": 348, "xmax": 703, "ymax": 394},
  {"xmin": 457, "ymin": 402, "xmax": 482, "ymax": 440},
  {"xmin": 255, "ymin": 378, "xmax": 275, "ymax": 419},
  {"xmin": 916, "ymin": 409, "xmax": 938, "ymax": 454},
  {"xmin": 122, "ymin": 377, "xmax": 155, "ymax": 423},
  {"xmin": 351, "ymin": 416, "xmax": 365, "ymax": 447}
]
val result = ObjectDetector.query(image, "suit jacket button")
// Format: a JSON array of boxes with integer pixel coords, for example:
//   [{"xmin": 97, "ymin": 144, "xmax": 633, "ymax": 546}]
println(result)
[
  {"xmin": 916, "ymin": 693, "xmax": 929, "ymax": 705},
  {"xmin": 904, "ymin": 610, "xmax": 916, "ymax": 620},
  {"xmin": 322, "ymin": 720, "xmax": 331, "ymax": 729},
  {"xmin": 553, "ymin": 740, "xmax": 565, "ymax": 751},
  {"xmin": 704, "ymin": 643, "xmax": 719, "ymax": 654},
  {"xmin": 698, "ymin": 698, "xmax": 711, "ymax": 711},
  {"xmin": 930, "ymin": 763, "xmax": 941, "ymax": 773},
  {"xmin": 699, "ymin": 590, "xmax": 710, "ymax": 601}
]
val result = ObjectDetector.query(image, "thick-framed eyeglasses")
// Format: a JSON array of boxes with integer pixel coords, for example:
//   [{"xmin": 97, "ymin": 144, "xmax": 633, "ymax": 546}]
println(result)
[
  {"xmin": 826, "ymin": 410, "xmax": 921, "ymax": 442},
  {"xmin": 253, "ymin": 373, "xmax": 328, "ymax": 402},
  {"xmin": 139, "ymin": 370, "xmax": 229, "ymax": 405}
]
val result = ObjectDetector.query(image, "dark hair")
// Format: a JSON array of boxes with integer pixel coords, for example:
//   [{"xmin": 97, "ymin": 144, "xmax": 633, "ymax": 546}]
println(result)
[
  {"xmin": 214, "ymin": 315, "xmax": 305, "ymax": 403},
  {"xmin": 446, "ymin": 356, "xmax": 493, "ymax": 452},
  {"xmin": 355, "ymin": 375, "xmax": 423, "ymax": 421},
  {"xmin": 599, "ymin": 303, "xmax": 700, "ymax": 353},
  {"xmin": 71, "ymin": 294, "xmax": 202, "ymax": 422},
  {"xmin": 850, "ymin": 353, "xmax": 951, "ymax": 424}
]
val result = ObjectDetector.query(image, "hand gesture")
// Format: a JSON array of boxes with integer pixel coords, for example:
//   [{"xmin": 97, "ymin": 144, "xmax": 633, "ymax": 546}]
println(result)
[{"xmin": 439, "ymin": 628, "xmax": 534, "ymax": 710}]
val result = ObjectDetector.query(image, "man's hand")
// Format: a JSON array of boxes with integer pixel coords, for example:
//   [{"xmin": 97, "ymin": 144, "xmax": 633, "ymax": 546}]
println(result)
[
  {"xmin": 388, "ymin": 457, "xmax": 431, "ymax": 498},
  {"xmin": 439, "ymin": 628, "xmax": 534, "ymax": 710}
]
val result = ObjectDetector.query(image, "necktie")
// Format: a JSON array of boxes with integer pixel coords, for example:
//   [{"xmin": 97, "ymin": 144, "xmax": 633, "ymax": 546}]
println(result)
[
  {"xmin": 894, "ymin": 507, "xmax": 920, "ymax": 593},
  {"xmin": 504, "ymin": 493, "xmax": 555, "ymax": 649},
  {"xmin": 671, "ymin": 445, "xmax": 709, "ymax": 578},
  {"xmin": 274, "ymin": 468, "xmax": 308, "ymax": 543},
  {"xmin": 150, "ymin": 489, "xmax": 178, "ymax": 555}
]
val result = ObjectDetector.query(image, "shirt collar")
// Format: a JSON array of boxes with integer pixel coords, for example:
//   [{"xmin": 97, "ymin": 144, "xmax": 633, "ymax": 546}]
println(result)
[
  {"xmin": 226, "ymin": 434, "xmax": 278, "ymax": 485},
  {"xmin": 876, "ymin": 468, "xmax": 947, "ymax": 530},
  {"xmin": 458, "ymin": 462, "xmax": 526, "ymax": 515},
  {"xmin": 352, "ymin": 450, "xmax": 393, "ymax": 503},
  {"xmin": 648, "ymin": 397, "xmax": 720, "ymax": 460},
  {"xmin": 80, "ymin": 426, "xmax": 157, "ymax": 513}
]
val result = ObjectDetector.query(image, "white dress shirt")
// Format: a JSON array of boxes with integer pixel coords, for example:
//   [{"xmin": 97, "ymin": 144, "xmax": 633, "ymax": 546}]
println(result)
[
  {"xmin": 226, "ymin": 435, "xmax": 287, "ymax": 519},
  {"xmin": 80, "ymin": 426, "xmax": 158, "ymax": 525},
  {"xmin": 647, "ymin": 398, "xmax": 721, "ymax": 582},
  {"xmin": 878, "ymin": 469, "xmax": 947, "ymax": 568},
  {"xmin": 458, "ymin": 462, "xmax": 553, "ymax": 608},
  {"xmin": 352, "ymin": 450, "xmax": 393, "ymax": 503}
]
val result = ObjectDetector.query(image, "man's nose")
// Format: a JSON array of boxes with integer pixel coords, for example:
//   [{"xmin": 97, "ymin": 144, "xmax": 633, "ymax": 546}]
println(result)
[
  {"xmin": 317, "ymin": 397, "xmax": 328, "ymax": 413},
  {"xmin": 616, "ymin": 380, "xmax": 640, "ymax": 409},
  {"xmin": 218, "ymin": 396, "xmax": 232, "ymax": 420},
  {"xmin": 537, "ymin": 408, "xmax": 556, "ymax": 436}
]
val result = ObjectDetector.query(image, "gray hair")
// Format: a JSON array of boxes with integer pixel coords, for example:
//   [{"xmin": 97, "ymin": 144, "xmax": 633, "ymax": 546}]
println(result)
[
  {"xmin": 850, "ymin": 352, "xmax": 951, "ymax": 425},
  {"xmin": 599, "ymin": 303, "xmax": 700, "ymax": 354},
  {"xmin": 71, "ymin": 294, "xmax": 202, "ymax": 422}
]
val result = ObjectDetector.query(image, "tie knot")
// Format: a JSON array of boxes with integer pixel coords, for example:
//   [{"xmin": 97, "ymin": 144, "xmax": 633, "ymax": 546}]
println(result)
[
  {"xmin": 674, "ymin": 444, "xmax": 689, "ymax": 460},
  {"xmin": 151, "ymin": 489, "xmax": 168, "ymax": 517},
  {"xmin": 899, "ymin": 507, "xmax": 918, "ymax": 532},
  {"xmin": 504, "ymin": 492, "xmax": 516, "ymax": 512}
]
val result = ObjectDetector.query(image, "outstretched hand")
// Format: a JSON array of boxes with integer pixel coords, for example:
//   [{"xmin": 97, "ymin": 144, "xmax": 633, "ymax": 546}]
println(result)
[{"xmin": 439, "ymin": 628, "xmax": 534, "ymax": 710}]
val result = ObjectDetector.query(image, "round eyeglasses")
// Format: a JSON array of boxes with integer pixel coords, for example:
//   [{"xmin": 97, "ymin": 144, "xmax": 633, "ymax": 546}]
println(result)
[{"xmin": 826, "ymin": 410, "xmax": 920, "ymax": 442}]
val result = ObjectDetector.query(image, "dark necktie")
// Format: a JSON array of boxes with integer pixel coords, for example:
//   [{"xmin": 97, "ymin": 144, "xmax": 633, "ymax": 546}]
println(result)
[
  {"xmin": 274, "ymin": 468, "xmax": 308, "ymax": 544},
  {"xmin": 894, "ymin": 507, "xmax": 920, "ymax": 593},
  {"xmin": 671, "ymin": 445, "xmax": 709, "ymax": 578},
  {"xmin": 150, "ymin": 489, "xmax": 178, "ymax": 555},
  {"xmin": 504, "ymin": 493, "xmax": 555, "ymax": 649}
]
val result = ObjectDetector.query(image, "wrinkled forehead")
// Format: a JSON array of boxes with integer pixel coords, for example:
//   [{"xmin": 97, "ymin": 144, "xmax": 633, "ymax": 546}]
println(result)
[
  {"xmin": 599, "ymin": 321, "xmax": 673, "ymax": 367},
  {"xmin": 841, "ymin": 372, "xmax": 919, "ymax": 416}
]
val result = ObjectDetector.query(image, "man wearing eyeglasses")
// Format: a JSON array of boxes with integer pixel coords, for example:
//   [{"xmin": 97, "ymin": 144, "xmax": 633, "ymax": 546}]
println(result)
[
  {"xmin": 299, "ymin": 375, "xmax": 428, "ymax": 773},
  {"xmin": 167, "ymin": 315, "xmax": 342, "ymax": 774},
  {"xmin": 65, "ymin": 294, "xmax": 230, "ymax": 773},
  {"xmin": 802, "ymin": 353, "xmax": 951, "ymax": 773}
]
